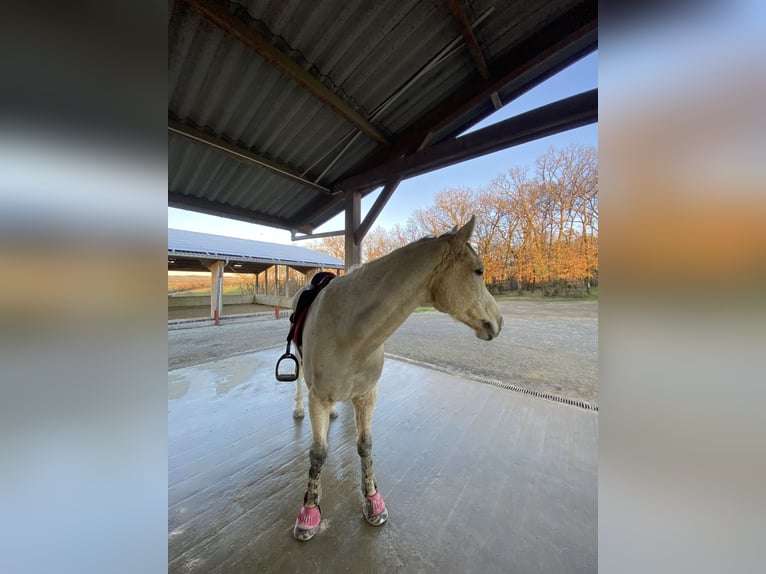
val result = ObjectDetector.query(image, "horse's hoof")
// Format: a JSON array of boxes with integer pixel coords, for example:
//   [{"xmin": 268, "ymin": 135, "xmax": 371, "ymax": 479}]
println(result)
[
  {"xmin": 293, "ymin": 409, "xmax": 305, "ymax": 419},
  {"xmin": 293, "ymin": 505, "xmax": 321, "ymax": 541},
  {"xmin": 363, "ymin": 491, "xmax": 388, "ymax": 526},
  {"xmin": 329, "ymin": 409, "xmax": 339, "ymax": 419}
]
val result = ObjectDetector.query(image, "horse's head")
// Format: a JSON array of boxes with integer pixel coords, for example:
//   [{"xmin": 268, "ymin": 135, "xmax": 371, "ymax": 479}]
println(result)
[{"xmin": 428, "ymin": 215, "xmax": 503, "ymax": 341}]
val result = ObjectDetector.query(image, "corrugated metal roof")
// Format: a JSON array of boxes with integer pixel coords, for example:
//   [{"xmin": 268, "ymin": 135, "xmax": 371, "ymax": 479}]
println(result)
[
  {"xmin": 168, "ymin": 133, "xmax": 320, "ymax": 219},
  {"xmin": 168, "ymin": 0, "xmax": 597, "ymax": 233},
  {"xmin": 168, "ymin": 228, "xmax": 343, "ymax": 268}
]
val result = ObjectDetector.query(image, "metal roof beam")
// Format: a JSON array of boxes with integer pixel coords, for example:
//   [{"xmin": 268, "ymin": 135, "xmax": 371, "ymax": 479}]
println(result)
[
  {"xmin": 168, "ymin": 191, "xmax": 313, "ymax": 233},
  {"xmin": 335, "ymin": 89, "xmax": 597, "ymax": 191},
  {"xmin": 348, "ymin": 1, "xmax": 597, "ymax": 172},
  {"xmin": 183, "ymin": 0, "xmax": 389, "ymax": 145},
  {"xmin": 354, "ymin": 179, "xmax": 401, "ymax": 244},
  {"xmin": 291, "ymin": 229, "xmax": 345, "ymax": 241},
  {"xmin": 169, "ymin": 119, "xmax": 333, "ymax": 195},
  {"xmin": 288, "ymin": 194, "xmax": 346, "ymax": 235},
  {"xmin": 447, "ymin": 0, "xmax": 502, "ymax": 110},
  {"xmin": 295, "ymin": 12, "xmax": 597, "ymax": 222}
]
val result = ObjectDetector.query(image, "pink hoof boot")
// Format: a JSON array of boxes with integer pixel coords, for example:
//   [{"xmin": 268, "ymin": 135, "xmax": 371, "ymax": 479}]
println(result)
[
  {"xmin": 364, "ymin": 491, "xmax": 388, "ymax": 526},
  {"xmin": 293, "ymin": 505, "xmax": 321, "ymax": 541}
]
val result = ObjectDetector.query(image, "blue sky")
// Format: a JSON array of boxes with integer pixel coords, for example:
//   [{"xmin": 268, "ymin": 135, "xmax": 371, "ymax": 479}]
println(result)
[{"xmin": 168, "ymin": 51, "xmax": 598, "ymax": 244}]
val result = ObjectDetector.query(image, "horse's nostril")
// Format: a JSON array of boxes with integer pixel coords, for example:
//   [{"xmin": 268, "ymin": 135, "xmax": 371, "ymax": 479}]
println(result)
[{"xmin": 482, "ymin": 318, "xmax": 501, "ymax": 337}]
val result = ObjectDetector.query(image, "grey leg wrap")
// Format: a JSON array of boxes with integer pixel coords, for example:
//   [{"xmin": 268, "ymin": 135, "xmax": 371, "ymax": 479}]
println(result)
[
  {"xmin": 304, "ymin": 447, "xmax": 326, "ymax": 506},
  {"xmin": 357, "ymin": 438, "xmax": 376, "ymax": 496}
]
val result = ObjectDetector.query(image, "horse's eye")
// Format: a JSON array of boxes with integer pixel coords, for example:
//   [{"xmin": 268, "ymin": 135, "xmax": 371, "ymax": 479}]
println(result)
[{"xmin": 475, "ymin": 269, "xmax": 484, "ymax": 276}]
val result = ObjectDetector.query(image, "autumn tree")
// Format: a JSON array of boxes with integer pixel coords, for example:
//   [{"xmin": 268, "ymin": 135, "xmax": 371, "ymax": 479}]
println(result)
[
  {"xmin": 362, "ymin": 227, "xmax": 390, "ymax": 262},
  {"xmin": 410, "ymin": 187, "xmax": 475, "ymax": 235},
  {"xmin": 236, "ymin": 273, "xmax": 257, "ymax": 295},
  {"xmin": 534, "ymin": 144, "xmax": 598, "ymax": 293},
  {"xmin": 306, "ymin": 144, "xmax": 597, "ymax": 296},
  {"xmin": 308, "ymin": 235, "xmax": 344, "ymax": 261},
  {"xmin": 485, "ymin": 145, "xmax": 598, "ymax": 294},
  {"xmin": 408, "ymin": 187, "xmax": 503, "ymax": 281}
]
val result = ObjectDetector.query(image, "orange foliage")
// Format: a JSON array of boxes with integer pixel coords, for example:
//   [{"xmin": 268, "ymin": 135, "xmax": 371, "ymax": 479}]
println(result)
[{"xmin": 310, "ymin": 145, "xmax": 598, "ymax": 294}]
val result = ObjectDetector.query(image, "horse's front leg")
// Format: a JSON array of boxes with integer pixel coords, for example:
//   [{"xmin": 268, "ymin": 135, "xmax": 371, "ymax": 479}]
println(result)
[
  {"xmin": 352, "ymin": 389, "xmax": 388, "ymax": 526},
  {"xmin": 293, "ymin": 392, "xmax": 333, "ymax": 541}
]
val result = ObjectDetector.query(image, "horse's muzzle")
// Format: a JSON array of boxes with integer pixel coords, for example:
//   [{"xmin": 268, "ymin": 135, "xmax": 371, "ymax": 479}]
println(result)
[{"xmin": 478, "ymin": 316, "xmax": 502, "ymax": 340}]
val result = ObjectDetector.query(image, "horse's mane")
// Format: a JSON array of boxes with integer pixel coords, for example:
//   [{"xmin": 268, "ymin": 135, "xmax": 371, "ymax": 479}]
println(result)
[
  {"xmin": 344, "ymin": 230, "xmax": 452, "ymax": 277},
  {"xmin": 345, "ymin": 235, "xmax": 438, "ymax": 277}
]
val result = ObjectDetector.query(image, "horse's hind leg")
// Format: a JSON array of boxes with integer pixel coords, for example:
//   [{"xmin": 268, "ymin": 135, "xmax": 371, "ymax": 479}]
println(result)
[
  {"xmin": 292, "ymin": 353, "xmax": 304, "ymax": 418},
  {"xmin": 352, "ymin": 389, "xmax": 388, "ymax": 526},
  {"xmin": 293, "ymin": 377, "xmax": 304, "ymax": 419},
  {"xmin": 293, "ymin": 377, "xmax": 337, "ymax": 420},
  {"xmin": 293, "ymin": 391, "xmax": 334, "ymax": 541},
  {"xmin": 292, "ymin": 356, "xmax": 337, "ymax": 420}
]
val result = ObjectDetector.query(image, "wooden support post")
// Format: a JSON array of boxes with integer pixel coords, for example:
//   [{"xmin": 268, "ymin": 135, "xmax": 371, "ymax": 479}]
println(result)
[
  {"xmin": 285, "ymin": 266, "xmax": 290, "ymax": 296},
  {"xmin": 345, "ymin": 191, "xmax": 361, "ymax": 270},
  {"xmin": 207, "ymin": 260, "xmax": 225, "ymax": 325}
]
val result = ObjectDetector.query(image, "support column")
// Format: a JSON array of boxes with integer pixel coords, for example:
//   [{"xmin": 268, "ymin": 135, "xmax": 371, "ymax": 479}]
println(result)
[
  {"xmin": 207, "ymin": 260, "xmax": 225, "ymax": 324},
  {"xmin": 285, "ymin": 266, "xmax": 290, "ymax": 296},
  {"xmin": 345, "ymin": 190, "xmax": 361, "ymax": 270}
]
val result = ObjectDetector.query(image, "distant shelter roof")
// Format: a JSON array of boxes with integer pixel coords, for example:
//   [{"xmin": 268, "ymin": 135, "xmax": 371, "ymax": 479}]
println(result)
[{"xmin": 168, "ymin": 228, "xmax": 343, "ymax": 274}]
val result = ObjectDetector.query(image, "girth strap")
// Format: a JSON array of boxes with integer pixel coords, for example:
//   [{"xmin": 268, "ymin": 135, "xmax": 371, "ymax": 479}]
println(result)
[{"xmin": 287, "ymin": 272, "xmax": 336, "ymax": 355}]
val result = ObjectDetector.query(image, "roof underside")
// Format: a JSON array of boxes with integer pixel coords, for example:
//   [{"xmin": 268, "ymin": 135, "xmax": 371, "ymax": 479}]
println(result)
[
  {"xmin": 168, "ymin": 0, "xmax": 597, "ymax": 234},
  {"xmin": 168, "ymin": 228, "xmax": 343, "ymax": 273}
]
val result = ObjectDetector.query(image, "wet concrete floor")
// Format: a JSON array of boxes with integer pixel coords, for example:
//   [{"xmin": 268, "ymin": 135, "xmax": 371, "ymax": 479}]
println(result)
[{"xmin": 169, "ymin": 348, "xmax": 597, "ymax": 573}]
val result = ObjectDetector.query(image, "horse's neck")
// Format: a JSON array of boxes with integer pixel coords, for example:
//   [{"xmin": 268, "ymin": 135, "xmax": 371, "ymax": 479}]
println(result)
[{"xmin": 341, "ymin": 239, "xmax": 444, "ymax": 351}]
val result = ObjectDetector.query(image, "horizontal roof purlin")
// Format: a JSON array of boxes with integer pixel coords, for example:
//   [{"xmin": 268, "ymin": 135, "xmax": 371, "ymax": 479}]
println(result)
[{"xmin": 168, "ymin": 228, "xmax": 344, "ymax": 269}]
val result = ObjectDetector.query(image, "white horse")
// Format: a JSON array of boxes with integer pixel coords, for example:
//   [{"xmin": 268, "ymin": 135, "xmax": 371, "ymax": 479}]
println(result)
[{"xmin": 290, "ymin": 215, "xmax": 502, "ymax": 540}]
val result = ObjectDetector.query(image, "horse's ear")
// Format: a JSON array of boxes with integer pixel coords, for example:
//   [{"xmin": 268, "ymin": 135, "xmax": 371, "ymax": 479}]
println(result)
[{"xmin": 454, "ymin": 215, "xmax": 476, "ymax": 242}]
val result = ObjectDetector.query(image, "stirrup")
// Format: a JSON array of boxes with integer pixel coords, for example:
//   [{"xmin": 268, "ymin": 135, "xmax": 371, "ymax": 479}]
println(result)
[{"xmin": 275, "ymin": 341, "xmax": 299, "ymax": 382}]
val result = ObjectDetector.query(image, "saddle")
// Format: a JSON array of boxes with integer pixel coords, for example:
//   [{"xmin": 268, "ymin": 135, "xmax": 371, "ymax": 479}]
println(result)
[{"xmin": 275, "ymin": 272, "xmax": 336, "ymax": 381}]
